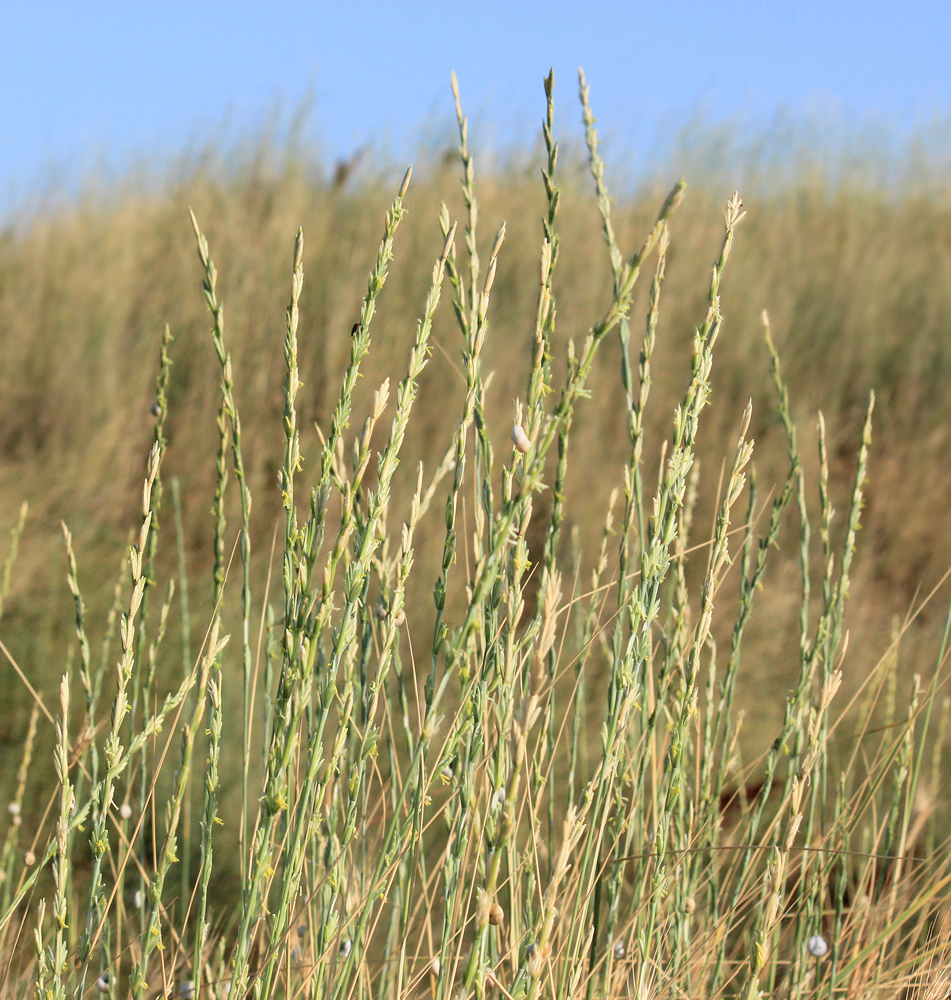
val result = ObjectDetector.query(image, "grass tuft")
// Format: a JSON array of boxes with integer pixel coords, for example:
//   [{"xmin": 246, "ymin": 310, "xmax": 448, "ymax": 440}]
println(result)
[{"xmin": 0, "ymin": 71, "xmax": 949, "ymax": 1000}]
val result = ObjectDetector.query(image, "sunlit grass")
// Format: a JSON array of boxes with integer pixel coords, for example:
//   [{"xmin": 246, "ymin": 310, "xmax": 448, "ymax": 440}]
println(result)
[{"xmin": 0, "ymin": 70, "xmax": 950, "ymax": 1000}]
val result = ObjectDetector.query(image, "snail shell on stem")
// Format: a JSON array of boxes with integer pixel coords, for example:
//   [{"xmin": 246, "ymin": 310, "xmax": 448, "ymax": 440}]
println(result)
[{"xmin": 511, "ymin": 423, "xmax": 531, "ymax": 454}]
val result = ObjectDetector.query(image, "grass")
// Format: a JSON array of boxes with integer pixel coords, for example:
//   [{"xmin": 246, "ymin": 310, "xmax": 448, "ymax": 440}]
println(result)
[{"xmin": 0, "ymin": 70, "xmax": 951, "ymax": 998}]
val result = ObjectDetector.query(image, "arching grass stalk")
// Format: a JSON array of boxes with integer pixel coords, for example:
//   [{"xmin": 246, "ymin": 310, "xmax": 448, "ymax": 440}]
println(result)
[
  {"xmin": 0, "ymin": 502, "xmax": 27, "ymax": 620},
  {"xmin": 171, "ymin": 478, "xmax": 192, "ymax": 677},
  {"xmin": 532, "ymin": 70, "xmax": 564, "ymax": 875},
  {"xmin": 642, "ymin": 401, "xmax": 754, "ymax": 990},
  {"xmin": 451, "ymin": 77, "xmax": 495, "ymax": 565},
  {"xmin": 423, "ymin": 216, "xmax": 508, "ymax": 1000},
  {"xmin": 578, "ymin": 70, "xmax": 627, "ymax": 397},
  {"xmin": 62, "ymin": 527, "xmax": 95, "ymax": 794},
  {"xmin": 528, "ymin": 67, "xmax": 558, "ymax": 422},
  {"xmin": 461, "ymin": 566, "xmax": 562, "ymax": 992},
  {"xmin": 447, "ymin": 180, "xmax": 686, "ymax": 684},
  {"xmin": 211, "ymin": 396, "xmax": 229, "ymax": 607},
  {"xmin": 0, "ymin": 703, "xmax": 38, "ymax": 916},
  {"xmin": 298, "ymin": 167, "xmax": 412, "ymax": 650},
  {"xmin": 369, "ymin": 466, "xmax": 428, "ymax": 1000},
  {"xmin": 127, "ymin": 326, "xmax": 174, "ymax": 928},
  {"xmin": 224, "ymin": 170, "xmax": 413, "ymax": 1000},
  {"xmin": 740, "ymin": 666, "xmax": 843, "ymax": 1000},
  {"xmin": 191, "ymin": 667, "xmax": 223, "ymax": 998},
  {"xmin": 522, "ymin": 806, "xmax": 587, "ymax": 1000},
  {"xmin": 555, "ymin": 194, "xmax": 744, "ymax": 997},
  {"xmin": 567, "ymin": 491, "xmax": 621, "ymax": 804},
  {"xmin": 130, "ymin": 619, "xmax": 227, "ymax": 1000},
  {"xmin": 228, "ymin": 201, "xmax": 450, "ymax": 1000},
  {"xmin": 595, "ymin": 228, "xmax": 671, "ymax": 983},
  {"xmin": 690, "ymin": 344, "xmax": 799, "ymax": 998},
  {"xmin": 791, "ymin": 393, "xmax": 875, "ymax": 990},
  {"xmin": 311, "ymin": 223, "xmax": 456, "ymax": 1000},
  {"xmin": 190, "ymin": 211, "xmax": 255, "ymax": 870},
  {"xmin": 429, "ymin": 211, "xmax": 504, "ymax": 692},
  {"xmin": 702, "ymin": 323, "xmax": 809, "ymax": 993},
  {"xmin": 75, "ymin": 442, "xmax": 161, "ymax": 988},
  {"xmin": 0, "ymin": 633, "xmax": 201, "ymax": 941},
  {"xmin": 705, "ymin": 315, "xmax": 799, "ymax": 791},
  {"xmin": 33, "ymin": 677, "xmax": 74, "ymax": 1000},
  {"xmin": 429, "ymin": 73, "xmax": 489, "ymax": 713}
]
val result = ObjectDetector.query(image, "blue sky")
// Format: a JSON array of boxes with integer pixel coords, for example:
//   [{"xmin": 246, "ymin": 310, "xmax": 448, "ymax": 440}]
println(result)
[{"xmin": 2, "ymin": 2, "xmax": 949, "ymax": 211}]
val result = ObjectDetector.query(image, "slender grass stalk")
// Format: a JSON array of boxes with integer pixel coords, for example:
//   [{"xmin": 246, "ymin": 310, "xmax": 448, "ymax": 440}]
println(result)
[
  {"xmin": 130, "ymin": 620, "xmax": 227, "ymax": 999},
  {"xmin": 226, "ymin": 168, "xmax": 418, "ymax": 1000},
  {"xmin": 191, "ymin": 211, "xmax": 256, "ymax": 878},
  {"xmin": 0, "ymin": 502, "xmax": 27, "ymax": 621},
  {"xmin": 34, "ymin": 677, "xmax": 74, "ymax": 1000},
  {"xmin": 75, "ymin": 442, "xmax": 162, "ymax": 994},
  {"xmin": 171, "ymin": 478, "xmax": 193, "ymax": 679},
  {"xmin": 191, "ymin": 667, "xmax": 223, "ymax": 997}
]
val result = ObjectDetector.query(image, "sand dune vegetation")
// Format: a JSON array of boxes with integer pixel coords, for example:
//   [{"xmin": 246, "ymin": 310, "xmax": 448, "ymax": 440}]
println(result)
[{"xmin": 1, "ymin": 71, "xmax": 951, "ymax": 998}]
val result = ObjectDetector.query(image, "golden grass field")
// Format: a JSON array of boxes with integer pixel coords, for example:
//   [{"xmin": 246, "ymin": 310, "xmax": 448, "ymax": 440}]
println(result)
[
  {"xmin": 1, "ymin": 78, "xmax": 951, "ymax": 997},
  {"xmin": 3, "ymin": 124, "xmax": 950, "ymax": 750}
]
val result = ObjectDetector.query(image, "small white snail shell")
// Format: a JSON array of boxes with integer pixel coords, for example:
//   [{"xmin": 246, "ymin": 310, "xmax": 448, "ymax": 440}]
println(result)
[
  {"xmin": 807, "ymin": 934, "xmax": 829, "ymax": 958},
  {"xmin": 511, "ymin": 423, "xmax": 531, "ymax": 454}
]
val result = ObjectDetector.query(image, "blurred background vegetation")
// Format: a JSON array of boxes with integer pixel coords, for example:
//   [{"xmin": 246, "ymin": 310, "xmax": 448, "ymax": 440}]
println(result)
[{"xmin": 1, "ymin": 118, "xmax": 950, "ymax": 845}]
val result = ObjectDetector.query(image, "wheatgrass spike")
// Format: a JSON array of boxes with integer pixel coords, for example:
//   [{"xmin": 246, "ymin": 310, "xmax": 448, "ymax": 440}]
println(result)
[
  {"xmin": 0, "ymin": 502, "xmax": 27, "ymax": 621},
  {"xmin": 190, "ymin": 210, "xmax": 256, "ymax": 884}
]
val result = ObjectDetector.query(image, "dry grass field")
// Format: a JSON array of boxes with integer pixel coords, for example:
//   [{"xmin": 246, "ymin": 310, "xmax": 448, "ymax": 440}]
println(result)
[{"xmin": 1, "ymin": 74, "xmax": 951, "ymax": 997}]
